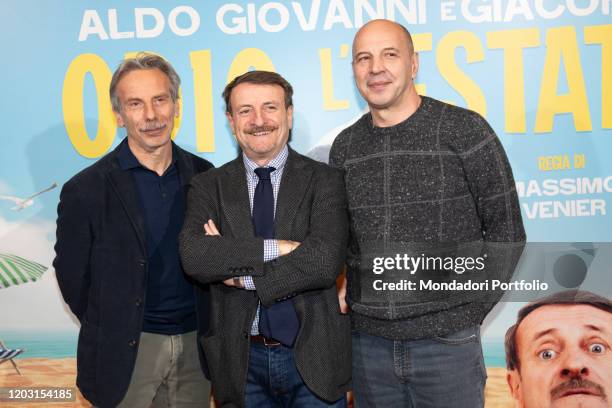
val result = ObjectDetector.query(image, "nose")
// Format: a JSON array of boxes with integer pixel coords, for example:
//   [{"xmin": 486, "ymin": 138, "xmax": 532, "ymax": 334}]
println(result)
[
  {"xmin": 371, "ymin": 55, "xmax": 385, "ymax": 74},
  {"xmin": 250, "ymin": 108, "xmax": 265, "ymax": 127},
  {"xmin": 560, "ymin": 351, "xmax": 590, "ymax": 379},
  {"xmin": 143, "ymin": 102, "xmax": 157, "ymax": 121}
]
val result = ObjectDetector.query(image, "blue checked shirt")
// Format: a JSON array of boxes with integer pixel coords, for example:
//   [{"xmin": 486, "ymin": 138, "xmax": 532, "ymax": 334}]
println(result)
[{"xmin": 241, "ymin": 145, "xmax": 289, "ymax": 335}]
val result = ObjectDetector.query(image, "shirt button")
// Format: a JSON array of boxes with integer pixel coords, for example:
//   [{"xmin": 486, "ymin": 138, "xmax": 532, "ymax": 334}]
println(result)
[
  {"xmin": 135, "ymin": 298, "xmax": 142, "ymax": 307},
  {"xmin": 138, "ymin": 260, "xmax": 146, "ymax": 267},
  {"xmin": 128, "ymin": 339, "xmax": 137, "ymax": 347}
]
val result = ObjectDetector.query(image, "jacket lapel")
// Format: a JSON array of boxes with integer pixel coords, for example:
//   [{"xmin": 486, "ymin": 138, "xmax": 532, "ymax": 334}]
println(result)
[
  {"xmin": 275, "ymin": 148, "xmax": 313, "ymax": 238},
  {"xmin": 221, "ymin": 158, "xmax": 255, "ymax": 238},
  {"xmin": 174, "ymin": 144, "xmax": 196, "ymax": 209},
  {"xmin": 102, "ymin": 140, "xmax": 149, "ymax": 255}
]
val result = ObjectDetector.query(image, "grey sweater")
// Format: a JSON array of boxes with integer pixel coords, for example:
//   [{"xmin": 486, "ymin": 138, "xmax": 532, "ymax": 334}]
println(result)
[{"xmin": 329, "ymin": 96, "xmax": 525, "ymax": 340}]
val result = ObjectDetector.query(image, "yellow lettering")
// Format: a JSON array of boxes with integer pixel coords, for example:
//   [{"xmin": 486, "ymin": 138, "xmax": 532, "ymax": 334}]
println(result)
[
  {"xmin": 574, "ymin": 153, "xmax": 585, "ymax": 169},
  {"xmin": 123, "ymin": 51, "xmax": 182, "ymax": 140},
  {"xmin": 436, "ymin": 31, "xmax": 487, "ymax": 117},
  {"xmin": 487, "ymin": 28, "xmax": 540, "ymax": 133},
  {"xmin": 319, "ymin": 48, "xmax": 349, "ymax": 111},
  {"xmin": 190, "ymin": 50, "xmax": 215, "ymax": 152},
  {"xmin": 62, "ymin": 53, "xmax": 115, "ymax": 158},
  {"xmin": 584, "ymin": 24, "xmax": 612, "ymax": 129},
  {"xmin": 535, "ymin": 26, "xmax": 591, "ymax": 133},
  {"xmin": 413, "ymin": 33, "xmax": 432, "ymax": 96}
]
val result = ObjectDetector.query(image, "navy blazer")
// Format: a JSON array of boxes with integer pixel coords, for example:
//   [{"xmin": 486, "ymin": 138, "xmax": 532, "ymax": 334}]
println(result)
[{"xmin": 53, "ymin": 139, "xmax": 213, "ymax": 408}]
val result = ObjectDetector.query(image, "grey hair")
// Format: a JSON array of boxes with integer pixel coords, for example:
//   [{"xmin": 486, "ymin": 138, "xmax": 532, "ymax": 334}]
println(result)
[{"xmin": 109, "ymin": 52, "xmax": 181, "ymax": 112}]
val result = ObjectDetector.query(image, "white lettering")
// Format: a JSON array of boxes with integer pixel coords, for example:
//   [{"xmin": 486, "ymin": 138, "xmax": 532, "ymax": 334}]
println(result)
[
  {"xmin": 108, "ymin": 9, "xmax": 134, "ymax": 40},
  {"xmin": 291, "ymin": 0, "xmax": 321, "ymax": 31},
  {"xmin": 78, "ymin": 10, "xmax": 108, "ymax": 41},
  {"xmin": 135, "ymin": 8, "xmax": 165, "ymax": 39},
  {"xmin": 168, "ymin": 6, "xmax": 200, "ymax": 37}
]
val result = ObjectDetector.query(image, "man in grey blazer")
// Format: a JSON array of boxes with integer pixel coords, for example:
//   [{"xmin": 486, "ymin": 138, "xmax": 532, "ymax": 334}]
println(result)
[{"xmin": 179, "ymin": 70, "xmax": 350, "ymax": 407}]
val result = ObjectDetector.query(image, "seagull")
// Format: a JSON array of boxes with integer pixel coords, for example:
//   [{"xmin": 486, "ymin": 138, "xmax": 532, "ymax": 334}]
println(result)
[{"xmin": 0, "ymin": 182, "xmax": 58, "ymax": 211}]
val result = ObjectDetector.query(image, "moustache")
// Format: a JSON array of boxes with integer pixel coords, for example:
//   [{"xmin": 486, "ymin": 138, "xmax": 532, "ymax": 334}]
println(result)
[
  {"xmin": 551, "ymin": 377, "xmax": 607, "ymax": 400},
  {"xmin": 139, "ymin": 122, "xmax": 166, "ymax": 132},
  {"xmin": 245, "ymin": 125, "xmax": 277, "ymax": 135}
]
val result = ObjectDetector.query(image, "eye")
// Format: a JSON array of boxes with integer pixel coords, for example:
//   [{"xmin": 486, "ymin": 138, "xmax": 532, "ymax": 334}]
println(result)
[
  {"xmin": 589, "ymin": 343, "xmax": 606, "ymax": 354},
  {"xmin": 155, "ymin": 96, "xmax": 168, "ymax": 104},
  {"xmin": 538, "ymin": 349, "xmax": 557, "ymax": 360},
  {"xmin": 355, "ymin": 55, "xmax": 370, "ymax": 64},
  {"xmin": 238, "ymin": 108, "xmax": 251, "ymax": 115},
  {"xmin": 384, "ymin": 51, "xmax": 398, "ymax": 58}
]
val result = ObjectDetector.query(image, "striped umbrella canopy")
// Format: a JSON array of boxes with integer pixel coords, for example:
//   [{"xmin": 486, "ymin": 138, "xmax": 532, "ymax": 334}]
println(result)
[{"xmin": 0, "ymin": 253, "xmax": 48, "ymax": 289}]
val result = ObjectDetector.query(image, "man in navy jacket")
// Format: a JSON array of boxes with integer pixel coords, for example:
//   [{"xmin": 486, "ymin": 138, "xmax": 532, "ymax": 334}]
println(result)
[{"xmin": 54, "ymin": 53, "xmax": 213, "ymax": 408}]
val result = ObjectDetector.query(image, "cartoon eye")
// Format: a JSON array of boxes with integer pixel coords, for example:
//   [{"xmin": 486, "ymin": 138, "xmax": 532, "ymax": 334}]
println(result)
[
  {"xmin": 589, "ymin": 343, "xmax": 606, "ymax": 354},
  {"xmin": 538, "ymin": 349, "xmax": 557, "ymax": 360}
]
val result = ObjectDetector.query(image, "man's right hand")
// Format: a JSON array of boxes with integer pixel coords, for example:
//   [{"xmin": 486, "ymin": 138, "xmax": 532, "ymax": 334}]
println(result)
[{"xmin": 277, "ymin": 240, "xmax": 301, "ymax": 256}]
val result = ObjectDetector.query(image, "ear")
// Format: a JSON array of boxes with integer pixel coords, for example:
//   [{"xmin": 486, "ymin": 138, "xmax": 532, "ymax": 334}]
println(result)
[
  {"xmin": 114, "ymin": 110, "xmax": 124, "ymax": 128},
  {"xmin": 506, "ymin": 369, "xmax": 524, "ymax": 407},
  {"xmin": 226, "ymin": 111, "xmax": 236, "ymax": 136},
  {"xmin": 411, "ymin": 52, "xmax": 419, "ymax": 80},
  {"xmin": 174, "ymin": 98, "xmax": 181, "ymax": 118},
  {"xmin": 287, "ymin": 105, "xmax": 294, "ymax": 130}
]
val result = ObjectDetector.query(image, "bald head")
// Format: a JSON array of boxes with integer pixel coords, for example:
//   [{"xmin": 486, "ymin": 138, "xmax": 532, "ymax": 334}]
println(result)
[
  {"xmin": 353, "ymin": 19, "xmax": 414, "ymax": 61},
  {"xmin": 350, "ymin": 19, "xmax": 420, "ymax": 126}
]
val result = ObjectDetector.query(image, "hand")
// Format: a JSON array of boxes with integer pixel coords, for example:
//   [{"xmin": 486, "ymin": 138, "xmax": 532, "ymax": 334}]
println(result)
[
  {"xmin": 223, "ymin": 276, "xmax": 243, "ymax": 288},
  {"xmin": 204, "ymin": 219, "xmax": 220, "ymax": 236},
  {"xmin": 337, "ymin": 272, "xmax": 349, "ymax": 314},
  {"xmin": 277, "ymin": 240, "xmax": 301, "ymax": 256}
]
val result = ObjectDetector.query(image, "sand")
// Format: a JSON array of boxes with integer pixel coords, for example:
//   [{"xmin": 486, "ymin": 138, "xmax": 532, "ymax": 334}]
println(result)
[{"xmin": 1, "ymin": 359, "xmax": 515, "ymax": 407}]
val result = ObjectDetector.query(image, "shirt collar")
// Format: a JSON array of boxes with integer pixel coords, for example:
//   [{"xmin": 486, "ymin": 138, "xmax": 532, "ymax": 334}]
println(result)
[
  {"xmin": 242, "ymin": 144, "xmax": 289, "ymax": 178},
  {"xmin": 117, "ymin": 137, "xmax": 177, "ymax": 171}
]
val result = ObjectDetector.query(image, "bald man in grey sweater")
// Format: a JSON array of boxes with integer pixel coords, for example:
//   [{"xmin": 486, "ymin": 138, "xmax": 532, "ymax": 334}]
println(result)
[{"xmin": 329, "ymin": 20, "xmax": 525, "ymax": 408}]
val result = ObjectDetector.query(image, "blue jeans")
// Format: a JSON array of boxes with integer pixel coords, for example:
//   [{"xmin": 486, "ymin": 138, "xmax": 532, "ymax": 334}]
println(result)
[
  {"xmin": 352, "ymin": 326, "xmax": 487, "ymax": 408},
  {"xmin": 245, "ymin": 342, "xmax": 347, "ymax": 408}
]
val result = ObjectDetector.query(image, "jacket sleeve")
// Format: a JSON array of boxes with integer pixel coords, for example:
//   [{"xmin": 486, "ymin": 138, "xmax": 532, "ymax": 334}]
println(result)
[
  {"xmin": 53, "ymin": 180, "xmax": 92, "ymax": 322},
  {"xmin": 179, "ymin": 174, "xmax": 265, "ymax": 284},
  {"xmin": 253, "ymin": 168, "xmax": 349, "ymax": 306}
]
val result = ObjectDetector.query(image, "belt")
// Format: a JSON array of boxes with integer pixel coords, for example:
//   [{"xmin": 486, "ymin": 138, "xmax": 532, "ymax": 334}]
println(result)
[{"xmin": 250, "ymin": 335, "xmax": 282, "ymax": 346}]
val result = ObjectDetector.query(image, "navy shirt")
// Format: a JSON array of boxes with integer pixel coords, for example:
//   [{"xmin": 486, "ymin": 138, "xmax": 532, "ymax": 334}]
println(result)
[{"xmin": 118, "ymin": 140, "xmax": 196, "ymax": 335}]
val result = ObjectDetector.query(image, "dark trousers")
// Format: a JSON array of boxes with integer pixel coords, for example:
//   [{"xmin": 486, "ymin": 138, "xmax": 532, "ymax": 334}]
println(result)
[{"xmin": 245, "ymin": 342, "xmax": 347, "ymax": 408}]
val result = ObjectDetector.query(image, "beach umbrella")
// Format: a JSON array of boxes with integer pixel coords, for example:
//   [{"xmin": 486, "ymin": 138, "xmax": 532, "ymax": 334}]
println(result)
[{"xmin": 0, "ymin": 253, "xmax": 47, "ymax": 289}]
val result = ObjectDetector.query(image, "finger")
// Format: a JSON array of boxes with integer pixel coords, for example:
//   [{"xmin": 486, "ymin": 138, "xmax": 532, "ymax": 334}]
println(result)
[{"xmin": 208, "ymin": 220, "xmax": 220, "ymax": 235}]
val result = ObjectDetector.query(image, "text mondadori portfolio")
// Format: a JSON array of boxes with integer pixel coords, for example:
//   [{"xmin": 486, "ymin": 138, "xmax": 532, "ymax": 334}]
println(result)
[{"xmin": 372, "ymin": 279, "xmax": 548, "ymax": 291}]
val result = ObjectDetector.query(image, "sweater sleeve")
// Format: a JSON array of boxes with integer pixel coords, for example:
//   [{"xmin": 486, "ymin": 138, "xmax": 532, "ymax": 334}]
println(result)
[{"xmin": 458, "ymin": 112, "xmax": 526, "ymax": 244}]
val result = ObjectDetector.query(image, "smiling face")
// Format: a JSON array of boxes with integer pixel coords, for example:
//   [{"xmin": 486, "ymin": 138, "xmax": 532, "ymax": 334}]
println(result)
[
  {"xmin": 352, "ymin": 20, "xmax": 419, "ymax": 114},
  {"xmin": 507, "ymin": 305, "xmax": 612, "ymax": 408},
  {"xmin": 226, "ymin": 82, "xmax": 293, "ymax": 165},
  {"xmin": 114, "ymin": 68, "xmax": 179, "ymax": 155}
]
